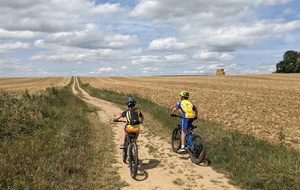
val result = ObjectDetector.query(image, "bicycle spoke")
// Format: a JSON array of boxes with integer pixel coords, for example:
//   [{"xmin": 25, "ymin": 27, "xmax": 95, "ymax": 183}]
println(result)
[
  {"xmin": 171, "ymin": 127, "xmax": 181, "ymax": 152},
  {"xmin": 189, "ymin": 134, "xmax": 206, "ymax": 164}
]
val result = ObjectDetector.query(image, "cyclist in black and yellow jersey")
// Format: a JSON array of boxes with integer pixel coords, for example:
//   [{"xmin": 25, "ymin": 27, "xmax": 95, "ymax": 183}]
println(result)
[
  {"xmin": 114, "ymin": 97, "xmax": 144, "ymax": 149},
  {"xmin": 171, "ymin": 91, "xmax": 198, "ymax": 153}
]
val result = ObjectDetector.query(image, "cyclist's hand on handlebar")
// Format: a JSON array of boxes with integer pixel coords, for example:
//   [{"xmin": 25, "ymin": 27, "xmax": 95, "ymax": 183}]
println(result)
[
  {"xmin": 113, "ymin": 119, "xmax": 118, "ymax": 122},
  {"xmin": 170, "ymin": 114, "xmax": 176, "ymax": 117}
]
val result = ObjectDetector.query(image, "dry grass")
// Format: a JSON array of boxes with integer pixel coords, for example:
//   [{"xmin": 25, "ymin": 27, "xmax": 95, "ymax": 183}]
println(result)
[
  {"xmin": 79, "ymin": 74, "xmax": 300, "ymax": 151},
  {"xmin": 0, "ymin": 77, "xmax": 71, "ymax": 95}
]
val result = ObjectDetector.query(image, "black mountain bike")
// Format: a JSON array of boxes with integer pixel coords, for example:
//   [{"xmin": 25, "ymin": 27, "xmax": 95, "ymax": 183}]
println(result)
[
  {"xmin": 114, "ymin": 120, "xmax": 139, "ymax": 179},
  {"xmin": 170, "ymin": 114, "xmax": 206, "ymax": 164}
]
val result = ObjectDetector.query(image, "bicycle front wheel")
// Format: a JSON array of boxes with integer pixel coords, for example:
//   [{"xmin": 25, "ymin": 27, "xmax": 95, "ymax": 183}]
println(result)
[
  {"xmin": 171, "ymin": 127, "xmax": 181, "ymax": 152},
  {"xmin": 128, "ymin": 143, "xmax": 138, "ymax": 178},
  {"xmin": 123, "ymin": 136, "xmax": 129, "ymax": 163},
  {"xmin": 189, "ymin": 134, "xmax": 206, "ymax": 164}
]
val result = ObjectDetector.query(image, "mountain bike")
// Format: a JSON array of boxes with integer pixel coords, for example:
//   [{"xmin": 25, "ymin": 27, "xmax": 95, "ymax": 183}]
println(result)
[
  {"xmin": 113, "ymin": 120, "xmax": 139, "ymax": 179},
  {"xmin": 170, "ymin": 114, "xmax": 206, "ymax": 164}
]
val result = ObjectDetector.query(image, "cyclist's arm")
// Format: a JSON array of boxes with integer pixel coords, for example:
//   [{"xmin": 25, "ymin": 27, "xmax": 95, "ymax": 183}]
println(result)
[
  {"xmin": 113, "ymin": 112, "xmax": 126, "ymax": 121},
  {"xmin": 139, "ymin": 112, "xmax": 145, "ymax": 123},
  {"xmin": 193, "ymin": 106, "xmax": 198, "ymax": 119},
  {"xmin": 171, "ymin": 103, "xmax": 180, "ymax": 114}
]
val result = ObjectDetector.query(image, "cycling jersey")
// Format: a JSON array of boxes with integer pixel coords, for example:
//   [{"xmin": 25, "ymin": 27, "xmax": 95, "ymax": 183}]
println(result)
[{"xmin": 174, "ymin": 100, "xmax": 197, "ymax": 118}]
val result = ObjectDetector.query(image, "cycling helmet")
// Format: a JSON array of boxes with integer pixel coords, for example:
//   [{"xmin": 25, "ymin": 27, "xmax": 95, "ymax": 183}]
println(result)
[
  {"xmin": 126, "ymin": 97, "xmax": 137, "ymax": 107},
  {"xmin": 180, "ymin": 91, "xmax": 189, "ymax": 98}
]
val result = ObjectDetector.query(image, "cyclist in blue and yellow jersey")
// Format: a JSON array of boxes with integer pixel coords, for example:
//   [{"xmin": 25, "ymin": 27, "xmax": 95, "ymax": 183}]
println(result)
[{"xmin": 171, "ymin": 91, "xmax": 198, "ymax": 153}]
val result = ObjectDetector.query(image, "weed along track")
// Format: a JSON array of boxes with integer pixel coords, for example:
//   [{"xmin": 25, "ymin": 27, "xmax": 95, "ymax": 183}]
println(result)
[{"xmin": 73, "ymin": 77, "xmax": 240, "ymax": 190}]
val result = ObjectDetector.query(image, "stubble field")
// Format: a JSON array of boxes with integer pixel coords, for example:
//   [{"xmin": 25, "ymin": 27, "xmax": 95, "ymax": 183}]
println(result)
[
  {"xmin": 80, "ymin": 74, "xmax": 300, "ymax": 151},
  {"xmin": 0, "ymin": 77, "xmax": 71, "ymax": 95},
  {"xmin": 1, "ymin": 75, "xmax": 299, "ymax": 151}
]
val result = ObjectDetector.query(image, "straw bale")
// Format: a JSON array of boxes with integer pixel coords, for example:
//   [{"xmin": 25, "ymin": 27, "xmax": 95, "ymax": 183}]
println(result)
[{"xmin": 216, "ymin": 69, "xmax": 225, "ymax": 75}]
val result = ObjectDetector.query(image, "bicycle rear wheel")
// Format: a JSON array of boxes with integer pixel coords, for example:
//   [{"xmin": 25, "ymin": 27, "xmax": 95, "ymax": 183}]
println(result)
[
  {"xmin": 189, "ymin": 134, "xmax": 206, "ymax": 164},
  {"xmin": 128, "ymin": 143, "xmax": 138, "ymax": 178},
  {"xmin": 171, "ymin": 127, "xmax": 181, "ymax": 152}
]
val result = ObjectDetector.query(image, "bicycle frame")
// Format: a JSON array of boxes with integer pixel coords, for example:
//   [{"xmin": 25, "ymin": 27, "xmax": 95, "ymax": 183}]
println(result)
[
  {"xmin": 126, "ymin": 133, "xmax": 136, "ymax": 159},
  {"xmin": 176, "ymin": 123, "xmax": 198, "ymax": 150},
  {"xmin": 185, "ymin": 126, "xmax": 197, "ymax": 150}
]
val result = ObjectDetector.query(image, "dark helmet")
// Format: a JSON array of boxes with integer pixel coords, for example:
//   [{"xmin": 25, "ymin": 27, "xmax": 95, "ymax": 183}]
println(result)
[
  {"xmin": 126, "ymin": 97, "xmax": 136, "ymax": 107},
  {"xmin": 180, "ymin": 91, "xmax": 189, "ymax": 98}
]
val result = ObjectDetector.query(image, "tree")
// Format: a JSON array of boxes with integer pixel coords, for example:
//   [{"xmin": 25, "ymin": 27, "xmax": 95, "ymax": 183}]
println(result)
[{"xmin": 275, "ymin": 50, "xmax": 300, "ymax": 73}]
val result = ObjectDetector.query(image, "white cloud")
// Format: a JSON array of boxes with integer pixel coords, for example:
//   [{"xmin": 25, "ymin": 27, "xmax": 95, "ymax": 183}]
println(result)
[
  {"xmin": 165, "ymin": 54, "xmax": 187, "ymax": 62},
  {"xmin": 0, "ymin": 0, "xmax": 299, "ymax": 76},
  {"xmin": 193, "ymin": 51, "xmax": 236, "ymax": 62},
  {"xmin": 93, "ymin": 3, "xmax": 123, "ymax": 14},
  {"xmin": 149, "ymin": 37, "xmax": 187, "ymax": 51},
  {"xmin": 0, "ymin": 42, "xmax": 30, "ymax": 50},
  {"xmin": 141, "ymin": 66, "xmax": 162, "ymax": 75},
  {"xmin": 90, "ymin": 67, "xmax": 114, "ymax": 75},
  {"xmin": 0, "ymin": 29, "xmax": 39, "ymax": 39},
  {"xmin": 132, "ymin": 55, "xmax": 166, "ymax": 65}
]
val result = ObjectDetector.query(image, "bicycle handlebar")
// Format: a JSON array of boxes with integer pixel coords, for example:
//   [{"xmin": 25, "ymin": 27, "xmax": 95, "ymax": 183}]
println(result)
[
  {"xmin": 170, "ymin": 114, "xmax": 182, "ymax": 118},
  {"xmin": 113, "ymin": 119, "xmax": 127, "ymax": 123},
  {"xmin": 113, "ymin": 119, "xmax": 143, "ymax": 124},
  {"xmin": 171, "ymin": 114, "xmax": 198, "ymax": 120}
]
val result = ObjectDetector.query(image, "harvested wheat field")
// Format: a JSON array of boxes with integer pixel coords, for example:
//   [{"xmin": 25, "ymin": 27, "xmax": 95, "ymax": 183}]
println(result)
[
  {"xmin": 80, "ymin": 74, "xmax": 300, "ymax": 151},
  {"xmin": 0, "ymin": 77, "xmax": 71, "ymax": 95}
]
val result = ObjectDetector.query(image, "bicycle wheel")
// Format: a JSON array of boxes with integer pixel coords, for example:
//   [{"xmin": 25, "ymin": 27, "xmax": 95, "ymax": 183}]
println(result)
[
  {"xmin": 128, "ymin": 143, "xmax": 139, "ymax": 178},
  {"xmin": 189, "ymin": 134, "xmax": 206, "ymax": 164},
  {"xmin": 171, "ymin": 127, "xmax": 181, "ymax": 152},
  {"xmin": 122, "ymin": 136, "xmax": 128, "ymax": 163}
]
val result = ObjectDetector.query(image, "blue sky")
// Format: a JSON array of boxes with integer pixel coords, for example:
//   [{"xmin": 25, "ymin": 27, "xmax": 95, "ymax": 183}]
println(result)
[{"xmin": 0, "ymin": 0, "xmax": 299, "ymax": 77}]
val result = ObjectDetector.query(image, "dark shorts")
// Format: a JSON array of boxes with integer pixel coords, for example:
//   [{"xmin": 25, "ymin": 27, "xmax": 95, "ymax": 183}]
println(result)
[{"xmin": 181, "ymin": 118, "xmax": 196, "ymax": 130}]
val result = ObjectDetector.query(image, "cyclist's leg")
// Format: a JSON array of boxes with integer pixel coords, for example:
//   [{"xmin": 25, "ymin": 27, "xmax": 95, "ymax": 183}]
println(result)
[
  {"xmin": 188, "ymin": 118, "xmax": 195, "ymax": 127},
  {"xmin": 181, "ymin": 119, "xmax": 189, "ymax": 148},
  {"xmin": 120, "ymin": 125, "xmax": 126, "ymax": 148}
]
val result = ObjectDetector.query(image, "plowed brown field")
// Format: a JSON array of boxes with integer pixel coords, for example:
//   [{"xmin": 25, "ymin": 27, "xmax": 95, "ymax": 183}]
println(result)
[
  {"xmin": 0, "ymin": 77, "xmax": 71, "ymax": 95},
  {"xmin": 80, "ymin": 74, "xmax": 300, "ymax": 151}
]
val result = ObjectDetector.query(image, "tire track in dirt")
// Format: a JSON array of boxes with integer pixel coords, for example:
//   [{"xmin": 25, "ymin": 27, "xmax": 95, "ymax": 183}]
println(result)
[{"xmin": 72, "ymin": 77, "xmax": 241, "ymax": 190}]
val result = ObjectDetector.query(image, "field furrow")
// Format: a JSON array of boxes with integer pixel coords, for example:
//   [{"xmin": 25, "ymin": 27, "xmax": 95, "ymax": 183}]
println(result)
[
  {"xmin": 0, "ymin": 77, "xmax": 71, "ymax": 95},
  {"xmin": 80, "ymin": 74, "xmax": 300, "ymax": 151}
]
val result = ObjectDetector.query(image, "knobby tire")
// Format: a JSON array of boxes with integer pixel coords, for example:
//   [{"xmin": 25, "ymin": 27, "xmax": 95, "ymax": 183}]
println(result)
[
  {"xmin": 123, "ymin": 136, "xmax": 128, "ymax": 163},
  {"xmin": 188, "ymin": 134, "xmax": 206, "ymax": 164},
  {"xmin": 129, "ymin": 143, "xmax": 138, "ymax": 178},
  {"xmin": 171, "ymin": 127, "xmax": 181, "ymax": 152}
]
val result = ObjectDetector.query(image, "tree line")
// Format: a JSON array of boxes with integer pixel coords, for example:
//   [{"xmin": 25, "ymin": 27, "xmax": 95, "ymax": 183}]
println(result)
[{"xmin": 276, "ymin": 50, "xmax": 300, "ymax": 73}]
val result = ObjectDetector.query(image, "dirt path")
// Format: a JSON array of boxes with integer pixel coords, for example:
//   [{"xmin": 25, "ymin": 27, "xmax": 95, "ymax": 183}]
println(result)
[{"xmin": 72, "ymin": 77, "xmax": 241, "ymax": 190}]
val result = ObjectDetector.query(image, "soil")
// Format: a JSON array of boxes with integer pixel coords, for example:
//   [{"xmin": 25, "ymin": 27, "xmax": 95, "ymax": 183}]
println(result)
[
  {"xmin": 79, "ymin": 75, "xmax": 300, "ymax": 151},
  {"xmin": 72, "ymin": 77, "xmax": 241, "ymax": 190}
]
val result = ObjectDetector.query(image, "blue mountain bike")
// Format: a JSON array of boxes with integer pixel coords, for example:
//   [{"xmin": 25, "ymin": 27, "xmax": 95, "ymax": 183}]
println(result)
[{"xmin": 171, "ymin": 114, "xmax": 206, "ymax": 164}]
